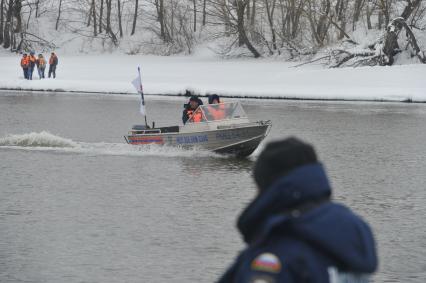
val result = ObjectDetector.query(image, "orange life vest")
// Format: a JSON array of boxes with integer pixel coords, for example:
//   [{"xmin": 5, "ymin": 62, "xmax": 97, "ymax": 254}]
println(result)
[
  {"xmin": 187, "ymin": 109, "xmax": 203, "ymax": 123},
  {"xmin": 21, "ymin": 57, "xmax": 29, "ymax": 67},
  {"xmin": 209, "ymin": 103, "xmax": 226, "ymax": 120}
]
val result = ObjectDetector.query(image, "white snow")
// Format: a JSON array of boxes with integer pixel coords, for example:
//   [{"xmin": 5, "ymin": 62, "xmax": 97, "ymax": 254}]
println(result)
[{"xmin": 0, "ymin": 52, "xmax": 425, "ymax": 102}]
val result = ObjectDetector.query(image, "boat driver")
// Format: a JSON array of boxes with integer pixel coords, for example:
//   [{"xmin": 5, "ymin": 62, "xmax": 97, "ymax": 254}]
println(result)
[{"xmin": 182, "ymin": 95, "xmax": 204, "ymax": 124}]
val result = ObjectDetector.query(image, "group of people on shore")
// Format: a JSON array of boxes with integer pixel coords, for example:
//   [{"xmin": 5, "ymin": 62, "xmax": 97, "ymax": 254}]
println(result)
[{"xmin": 20, "ymin": 52, "xmax": 58, "ymax": 80}]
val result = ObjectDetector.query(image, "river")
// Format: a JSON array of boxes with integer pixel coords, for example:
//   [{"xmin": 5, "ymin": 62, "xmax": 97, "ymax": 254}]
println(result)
[{"xmin": 1, "ymin": 91, "xmax": 425, "ymax": 282}]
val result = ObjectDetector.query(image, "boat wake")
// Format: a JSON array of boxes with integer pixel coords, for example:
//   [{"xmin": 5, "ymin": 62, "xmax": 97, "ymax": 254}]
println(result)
[
  {"xmin": 0, "ymin": 131, "xmax": 78, "ymax": 148},
  {"xmin": 0, "ymin": 131, "xmax": 222, "ymax": 158}
]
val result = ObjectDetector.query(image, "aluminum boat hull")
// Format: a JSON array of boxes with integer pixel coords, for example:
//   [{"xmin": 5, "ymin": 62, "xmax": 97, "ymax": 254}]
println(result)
[{"xmin": 125, "ymin": 121, "xmax": 271, "ymax": 157}]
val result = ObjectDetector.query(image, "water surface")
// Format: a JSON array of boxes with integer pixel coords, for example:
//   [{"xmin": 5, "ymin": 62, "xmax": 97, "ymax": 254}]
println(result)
[{"xmin": 1, "ymin": 92, "xmax": 425, "ymax": 282}]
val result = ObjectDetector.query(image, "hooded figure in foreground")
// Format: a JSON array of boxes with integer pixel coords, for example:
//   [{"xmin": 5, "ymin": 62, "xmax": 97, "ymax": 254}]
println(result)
[{"xmin": 218, "ymin": 137, "xmax": 377, "ymax": 283}]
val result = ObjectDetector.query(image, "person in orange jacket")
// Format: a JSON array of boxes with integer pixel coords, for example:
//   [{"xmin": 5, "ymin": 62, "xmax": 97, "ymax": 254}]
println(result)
[
  {"xmin": 36, "ymin": 54, "xmax": 46, "ymax": 79},
  {"xmin": 182, "ymin": 95, "xmax": 204, "ymax": 124},
  {"xmin": 27, "ymin": 51, "xmax": 37, "ymax": 80},
  {"xmin": 20, "ymin": 53, "xmax": 29, "ymax": 79},
  {"xmin": 207, "ymin": 94, "xmax": 226, "ymax": 121},
  {"xmin": 48, "ymin": 52, "xmax": 58, "ymax": 78}
]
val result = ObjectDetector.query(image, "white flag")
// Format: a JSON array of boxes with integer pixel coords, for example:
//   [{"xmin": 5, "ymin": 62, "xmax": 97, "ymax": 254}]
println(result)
[
  {"xmin": 131, "ymin": 72, "xmax": 146, "ymax": 116},
  {"xmin": 131, "ymin": 76, "xmax": 142, "ymax": 93}
]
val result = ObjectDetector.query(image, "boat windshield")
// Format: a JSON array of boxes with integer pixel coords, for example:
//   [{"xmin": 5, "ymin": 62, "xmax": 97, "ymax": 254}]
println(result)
[{"xmin": 187, "ymin": 102, "xmax": 248, "ymax": 123}]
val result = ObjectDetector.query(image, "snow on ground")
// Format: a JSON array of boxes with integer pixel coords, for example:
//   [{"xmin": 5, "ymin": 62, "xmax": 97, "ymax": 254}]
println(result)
[{"xmin": 0, "ymin": 52, "xmax": 425, "ymax": 102}]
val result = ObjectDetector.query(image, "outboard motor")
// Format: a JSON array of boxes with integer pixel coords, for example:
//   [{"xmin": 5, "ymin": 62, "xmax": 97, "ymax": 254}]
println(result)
[{"xmin": 132, "ymin": 125, "xmax": 149, "ymax": 130}]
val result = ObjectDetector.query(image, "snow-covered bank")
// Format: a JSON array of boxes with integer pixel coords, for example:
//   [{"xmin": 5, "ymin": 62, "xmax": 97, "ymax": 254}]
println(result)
[{"xmin": 1, "ymin": 54, "xmax": 425, "ymax": 102}]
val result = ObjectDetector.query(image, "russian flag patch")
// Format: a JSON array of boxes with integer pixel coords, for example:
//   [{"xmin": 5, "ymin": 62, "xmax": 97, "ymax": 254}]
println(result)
[{"xmin": 251, "ymin": 253, "xmax": 282, "ymax": 273}]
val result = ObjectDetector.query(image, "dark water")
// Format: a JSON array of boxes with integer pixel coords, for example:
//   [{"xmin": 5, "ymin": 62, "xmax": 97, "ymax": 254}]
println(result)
[{"xmin": 1, "ymin": 92, "xmax": 425, "ymax": 282}]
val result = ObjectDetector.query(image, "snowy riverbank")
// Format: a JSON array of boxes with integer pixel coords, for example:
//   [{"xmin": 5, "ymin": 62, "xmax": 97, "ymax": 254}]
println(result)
[{"xmin": 1, "ymin": 53, "xmax": 425, "ymax": 102}]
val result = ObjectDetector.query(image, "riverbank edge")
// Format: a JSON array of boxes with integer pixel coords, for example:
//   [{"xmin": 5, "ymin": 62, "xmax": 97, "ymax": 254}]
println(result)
[{"xmin": 1, "ymin": 87, "xmax": 424, "ymax": 104}]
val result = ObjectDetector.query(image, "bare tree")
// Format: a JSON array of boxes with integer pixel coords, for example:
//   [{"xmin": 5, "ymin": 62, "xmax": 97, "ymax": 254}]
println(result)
[
  {"xmin": 334, "ymin": 0, "xmax": 348, "ymax": 40},
  {"xmin": 378, "ymin": 0, "xmax": 392, "ymax": 26},
  {"xmin": 306, "ymin": 0, "xmax": 333, "ymax": 47},
  {"xmin": 202, "ymin": 0, "xmax": 206, "ymax": 25},
  {"xmin": 352, "ymin": 0, "xmax": 363, "ymax": 30},
  {"xmin": 55, "ymin": 0, "xmax": 62, "ymax": 31},
  {"xmin": 131, "ymin": 0, "xmax": 139, "ymax": 35},
  {"xmin": 382, "ymin": 0, "xmax": 424, "ymax": 64},
  {"xmin": 1, "ymin": 0, "xmax": 424, "ymax": 62},
  {"xmin": 105, "ymin": 0, "xmax": 118, "ymax": 44},
  {"xmin": 235, "ymin": 0, "xmax": 260, "ymax": 57},
  {"xmin": 106, "ymin": 0, "xmax": 111, "ymax": 34},
  {"xmin": 3, "ymin": 0, "xmax": 14, "ymax": 49},
  {"xmin": 264, "ymin": 0, "xmax": 277, "ymax": 52},
  {"xmin": 0, "ymin": 0, "xmax": 4, "ymax": 44},
  {"xmin": 155, "ymin": 0, "xmax": 169, "ymax": 42},
  {"xmin": 99, "ymin": 0, "xmax": 103, "ymax": 33},
  {"xmin": 92, "ymin": 0, "xmax": 97, "ymax": 36},
  {"xmin": 35, "ymin": 0, "xmax": 39, "ymax": 18},
  {"xmin": 192, "ymin": 0, "xmax": 196, "ymax": 32},
  {"xmin": 117, "ymin": 0, "xmax": 123, "ymax": 37}
]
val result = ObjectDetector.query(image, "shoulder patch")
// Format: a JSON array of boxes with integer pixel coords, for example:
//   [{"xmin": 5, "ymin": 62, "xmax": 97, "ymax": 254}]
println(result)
[{"xmin": 251, "ymin": 253, "xmax": 282, "ymax": 273}]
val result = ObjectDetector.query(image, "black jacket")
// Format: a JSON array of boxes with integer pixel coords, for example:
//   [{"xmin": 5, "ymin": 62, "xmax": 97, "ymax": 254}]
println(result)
[{"xmin": 218, "ymin": 164, "xmax": 377, "ymax": 283}]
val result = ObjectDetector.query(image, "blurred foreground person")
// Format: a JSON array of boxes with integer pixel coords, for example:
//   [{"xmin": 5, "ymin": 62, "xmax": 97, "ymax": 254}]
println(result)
[{"xmin": 218, "ymin": 137, "xmax": 377, "ymax": 283}]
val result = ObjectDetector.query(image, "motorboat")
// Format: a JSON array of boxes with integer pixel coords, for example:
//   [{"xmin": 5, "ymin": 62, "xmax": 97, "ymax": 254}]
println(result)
[{"xmin": 124, "ymin": 101, "xmax": 271, "ymax": 157}]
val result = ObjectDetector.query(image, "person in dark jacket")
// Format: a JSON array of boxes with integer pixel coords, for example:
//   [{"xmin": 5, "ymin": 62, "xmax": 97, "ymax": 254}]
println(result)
[
  {"xmin": 182, "ymin": 95, "xmax": 203, "ymax": 124},
  {"xmin": 218, "ymin": 137, "xmax": 378, "ymax": 283},
  {"xmin": 48, "ymin": 52, "xmax": 58, "ymax": 78}
]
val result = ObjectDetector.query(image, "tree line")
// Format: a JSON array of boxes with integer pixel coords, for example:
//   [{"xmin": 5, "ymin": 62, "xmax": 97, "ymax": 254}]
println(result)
[{"xmin": 1, "ymin": 0, "xmax": 425, "ymax": 66}]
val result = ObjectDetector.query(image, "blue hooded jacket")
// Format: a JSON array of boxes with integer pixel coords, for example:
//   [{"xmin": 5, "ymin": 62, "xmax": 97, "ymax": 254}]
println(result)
[{"xmin": 218, "ymin": 163, "xmax": 377, "ymax": 283}]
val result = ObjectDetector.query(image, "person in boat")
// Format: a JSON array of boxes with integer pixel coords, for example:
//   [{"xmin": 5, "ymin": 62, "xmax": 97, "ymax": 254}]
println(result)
[
  {"xmin": 207, "ymin": 94, "xmax": 226, "ymax": 121},
  {"xmin": 182, "ymin": 95, "xmax": 204, "ymax": 124},
  {"xmin": 218, "ymin": 137, "xmax": 377, "ymax": 283},
  {"xmin": 208, "ymin": 94, "xmax": 221, "ymax": 104}
]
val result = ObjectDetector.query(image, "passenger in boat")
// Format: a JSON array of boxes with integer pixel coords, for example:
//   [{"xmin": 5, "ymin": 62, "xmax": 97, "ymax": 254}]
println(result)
[
  {"xmin": 218, "ymin": 137, "xmax": 377, "ymax": 283},
  {"xmin": 208, "ymin": 94, "xmax": 221, "ymax": 104},
  {"xmin": 182, "ymin": 95, "xmax": 203, "ymax": 124},
  {"xmin": 207, "ymin": 94, "xmax": 225, "ymax": 120}
]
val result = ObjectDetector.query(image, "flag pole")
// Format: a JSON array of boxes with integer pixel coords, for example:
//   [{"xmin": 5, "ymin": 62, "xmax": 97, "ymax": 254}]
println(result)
[{"xmin": 137, "ymin": 67, "xmax": 148, "ymax": 127}]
